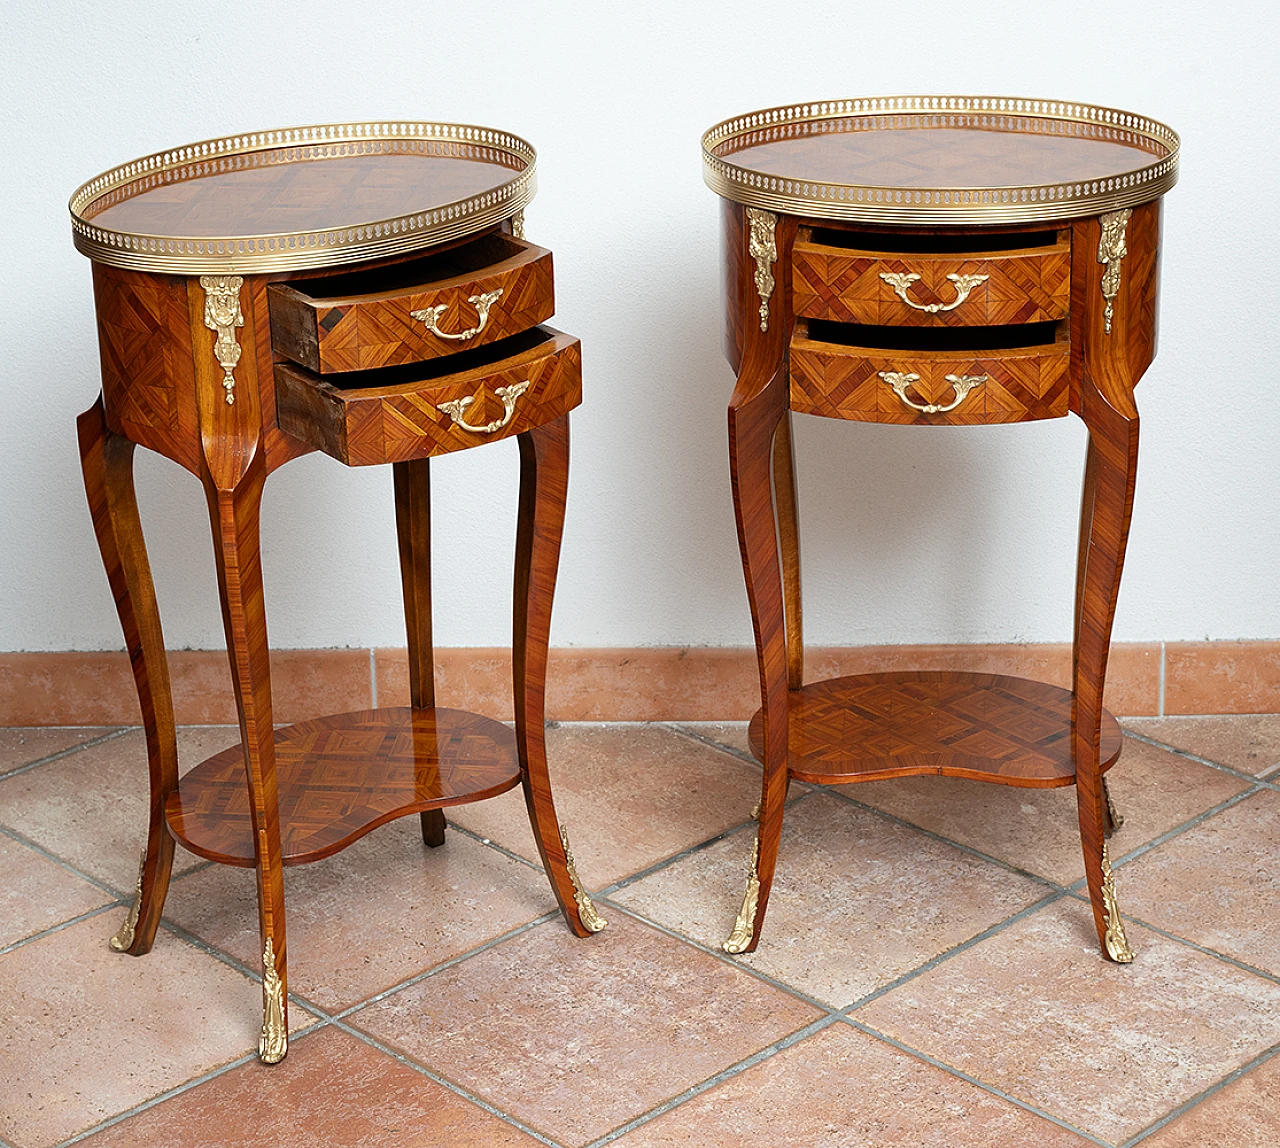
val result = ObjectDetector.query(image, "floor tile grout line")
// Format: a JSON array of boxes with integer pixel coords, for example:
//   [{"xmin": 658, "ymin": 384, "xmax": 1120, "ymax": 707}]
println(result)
[
  {"xmin": 167, "ymin": 858, "xmax": 216, "ymax": 883},
  {"xmin": 1058, "ymin": 889, "xmax": 1280, "ymax": 988},
  {"xmin": 841, "ymin": 890, "xmax": 1069, "ymax": 1013},
  {"xmin": 330, "ymin": 911, "xmax": 561, "ymax": 1021},
  {"xmin": 583, "ymin": 1015, "xmax": 843, "ymax": 1147},
  {"xmin": 445, "ymin": 819, "xmax": 547, "ymax": 874},
  {"xmin": 328, "ymin": 1018, "xmax": 570, "ymax": 1148},
  {"xmin": 840, "ymin": 1016, "xmax": 1116, "ymax": 1148},
  {"xmin": 662, "ymin": 722, "xmax": 762, "ymax": 767},
  {"xmin": 1121, "ymin": 728, "xmax": 1274, "ymax": 785},
  {"xmin": 599, "ymin": 900, "xmax": 845, "ymax": 1017},
  {"xmin": 822, "ymin": 785, "xmax": 1070, "ymax": 892},
  {"xmin": 0, "ymin": 903, "xmax": 120, "ymax": 958},
  {"xmin": 51, "ymin": 1051, "xmax": 259, "ymax": 1148},
  {"xmin": 0, "ymin": 821, "xmax": 129, "ymax": 899},
  {"xmin": 596, "ymin": 794, "xmax": 818, "ymax": 899},
  {"xmin": 1064, "ymin": 785, "xmax": 1266, "ymax": 892},
  {"xmin": 155, "ymin": 918, "xmax": 333, "ymax": 1022},
  {"xmin": 0, "ymin": 726, "xmax": 134, "ymax": 782},
  {"xmin": 1119, "ymin": 1039, "xmax": 1280, "ymax": 1147}
]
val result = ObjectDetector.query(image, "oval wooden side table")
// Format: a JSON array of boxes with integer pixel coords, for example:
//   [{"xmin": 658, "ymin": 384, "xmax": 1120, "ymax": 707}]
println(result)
[
  {"xmin": 702, "ymin": 97, "xmax": 1179, "ymax": 960},
  {"xmin": 70, "ymin": 121, "xmax": 605, "ymax": 1064}
]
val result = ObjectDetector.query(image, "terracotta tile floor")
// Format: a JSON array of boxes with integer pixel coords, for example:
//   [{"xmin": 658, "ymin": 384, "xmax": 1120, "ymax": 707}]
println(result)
[{"xmin": 2, "ymin": 717, "xmax": 1279, "ymax": 1147}]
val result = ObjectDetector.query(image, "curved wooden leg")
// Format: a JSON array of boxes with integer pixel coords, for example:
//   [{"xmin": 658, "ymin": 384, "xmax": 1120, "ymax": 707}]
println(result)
[
  {"xmin": 513, "ymin": 415, "xmax": 602, "ymax": 937},
  {"xmin": 774, "ymin": 412, "xmax": 804, "ymax": 691},
  {"xmin": 203, "ymin": 453, "xmax": 290, "ymax": 1059},
  {"xmin": 77, "ymin": 397, "xmax": 177, "ymax": 956},
  {"xmin": 1073, "ymin": 394, "xmax": 1139, "ymax": 963},
  {"xmin": 724, "ymin": 368, "xmax": 789, "ymax": 954},
  {"xmin": 392, "ymin": 459, "xmax": 447, "ymax": 849}
]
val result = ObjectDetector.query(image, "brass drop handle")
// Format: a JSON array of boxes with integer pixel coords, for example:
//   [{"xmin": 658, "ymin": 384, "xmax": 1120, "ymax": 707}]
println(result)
[
  {"xmin": 411, "ymin": 288, "xmax": 504, "ymax": 341},
  {"xmin": 878, "ymin": 371, "xmax": 986, "ymax": 414},
  {"xmin": 880, "ymin": 272, "xmax": 988, "ymax": 313},
  {"xmin": 436, "ymin": 381, "xmax": 530, "ymax": 434}
]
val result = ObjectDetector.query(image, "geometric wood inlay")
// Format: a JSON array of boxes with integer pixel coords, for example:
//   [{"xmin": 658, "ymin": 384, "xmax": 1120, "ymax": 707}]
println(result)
[
  {"xmin": 275, "ymin": 330, "xmax": 582, "ymax": 466},
  {"xmin": 789, "ymin": 337, "xmax": 1070, "ymax": 426},
  {"xmin": 748, "ymin": 672, "xmax": 1122, "ymax": 788},
  {"xmin": 164, "ymin": 707, "xmax": 521, "ymax": 867},
  {"xmin": 792, "ymin": 241, "xmax": 1070, "ymax": 328}
]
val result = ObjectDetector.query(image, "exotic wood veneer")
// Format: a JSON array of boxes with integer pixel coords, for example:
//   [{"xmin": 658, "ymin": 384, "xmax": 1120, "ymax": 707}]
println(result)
[
  {"xmin": 71, "ymin": 122, "xmax": 604, "ymax": 1064},
  {"xmin": 703, "ymin": 96, "xmax": 1178, "ymax": 959}
]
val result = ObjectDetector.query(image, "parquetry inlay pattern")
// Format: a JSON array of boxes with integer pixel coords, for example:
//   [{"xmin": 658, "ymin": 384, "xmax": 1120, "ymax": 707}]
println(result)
[
  {"xmin": 790, "ymin": 341, "xmax": 1069, "ymax": 425},
  {"xmin": 306, "ymin": 255, "xmax": 554, "ymax": 373},
  {"xmin": 748, "ymin": 672, "xmax": 1123, "ymax": 786},
  {"xmin": 165, "ymin": 707, "xmax": 522, "ymax": 866},
  {"xmin": 276, "ymin": 334, "xmax": 582, "ymax": 466},
  {"xmin": 94, "ymin": 267, "xmax": 198, "ymax": 468},
  {"xmin": 793, "ymin": 245, "xmax": 1070, "ymax": 327}
]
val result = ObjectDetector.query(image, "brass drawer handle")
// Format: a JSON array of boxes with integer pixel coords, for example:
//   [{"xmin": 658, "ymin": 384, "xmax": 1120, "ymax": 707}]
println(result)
[
  {"xmin": 437, "ymin": 381, "xmax": 530, "ymax": 434},
  {"xmin": 411, "ymin": 288, "xmax": 504, "ymax": 341},
  {"xmin": 879, "ymin": 371, "xmax": 986, "ymax": 414},
  {"xmin": 880, "ymin": 272, "xmax": 988, "ymax": 313}
]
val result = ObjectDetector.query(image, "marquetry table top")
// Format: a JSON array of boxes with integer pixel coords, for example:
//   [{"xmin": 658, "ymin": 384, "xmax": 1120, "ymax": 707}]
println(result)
[
  {"xmin": 703, "ymin": 96, "xmax": 1179, "ymax": 225},
  {"xmin": 70, "ymin": 121, "xmax": 536, "ymax": 275}
]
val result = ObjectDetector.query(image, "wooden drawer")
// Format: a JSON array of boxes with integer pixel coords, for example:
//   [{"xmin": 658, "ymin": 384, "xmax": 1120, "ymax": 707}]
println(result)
[
  {"xmin": 792, "ymin": 228, "xmax": 1070, "ymax": 328},
  {"xmin": 275, "ymin": 327, "xmax": 581, "ymax": 465},
  {"xmin": 268, "ymin": 232, "xmax": 554, "ymax": 374},
  {"xmin": 789, "ymin": 332, "xmax": 1070, "ymax": 426}
]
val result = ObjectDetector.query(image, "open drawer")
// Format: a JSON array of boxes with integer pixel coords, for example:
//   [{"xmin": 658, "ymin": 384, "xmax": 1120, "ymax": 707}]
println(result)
[
  {"xmin": 275, "ymin": 327, "xmax": 581, "ymax": 465},
  {"xmin": 268, "ymin": 231, "xmax": 554, "ymax": 373}
]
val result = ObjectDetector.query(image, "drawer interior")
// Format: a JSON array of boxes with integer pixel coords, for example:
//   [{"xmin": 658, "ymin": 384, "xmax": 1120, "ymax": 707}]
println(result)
[
  {"xmin": 802, "ymin": 318, "xmax": 1067, "ymax": 353},
  {"xmin": 283, "ymin": 231, "xmax": 528, "ymax": 302},
  {"xmin": 802, "ymin": 226, "xmax": 1067, "ymax": 257},
  {"xmin": 310, "ymin": 326, "xmax": 553, "ymax": 391}
]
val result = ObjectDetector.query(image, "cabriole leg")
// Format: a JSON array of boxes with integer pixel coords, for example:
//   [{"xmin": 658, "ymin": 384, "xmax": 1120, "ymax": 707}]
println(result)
[
  {"xmin": 203, "ymin": 453, "xmax": 290, "ymax": 1059},
  {"xmin": 724, "ymin": 367, "xmax": 789, "ymax": 954},
  {"xmin": 513, "ymin": 415, "xmax": 604, "ymax": 936},
  {"xmin": 77, "ymin": 397, "xmax": 177, "ymax": 956},
  {"xmin": 1073, "ymin": 398, "xmax": 1140, "ymax": 964}
]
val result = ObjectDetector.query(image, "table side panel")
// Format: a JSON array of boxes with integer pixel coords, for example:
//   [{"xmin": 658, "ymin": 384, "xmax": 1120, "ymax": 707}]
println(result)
[
  {"xmin": 92, "ymin": 263, "xmax": 201, "ymax": 473},
  {"xmin": 721, "ymin": 200, "xmax": 748, "ymax": 373}
]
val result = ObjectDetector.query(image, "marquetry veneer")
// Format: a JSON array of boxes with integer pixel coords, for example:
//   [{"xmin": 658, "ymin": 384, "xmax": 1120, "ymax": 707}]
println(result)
[
  {"xmin": 70, "ymin": 122, "xmax": 605, "ymax": 1065},
  {"xmin": 703, "ymin": 96, "xmax": 1178, "ymax": 961}
]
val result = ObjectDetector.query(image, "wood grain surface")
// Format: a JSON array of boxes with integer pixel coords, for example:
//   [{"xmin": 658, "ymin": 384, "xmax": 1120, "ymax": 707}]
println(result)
[
  {"xmin": 165, "ymin": 707, "xmax": 522, "ymax": 866},
  {"xmin": 269, "ymin": 235, "xmax": 554, "ymax": 373},
  {"xmin": 274, "ymin": 329, "xmax": 581, "ymax": 466},
  {"xmin": 746, "ymin": 671, "xmax": 1123, "ymax": 786},
  {"xmin": 792, "ymin": 237, "xmax": 1070, "ymax": 327}
]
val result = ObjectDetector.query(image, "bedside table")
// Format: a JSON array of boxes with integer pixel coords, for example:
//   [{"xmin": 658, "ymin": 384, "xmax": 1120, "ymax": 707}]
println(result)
[
  {"xmin": 70, "ymin": 121, "xmax": 605, "ymax": 1064},
  {"xmin": 702, "ymin": 97, "xmax": 1178, "ymax": 961}
]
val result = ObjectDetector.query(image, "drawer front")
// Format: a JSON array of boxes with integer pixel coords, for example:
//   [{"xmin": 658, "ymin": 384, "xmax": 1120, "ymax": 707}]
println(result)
[
  {"xmin": 792, "ymin": 242, "xmax": 1070, "ymax": 328},
  {"xmin": 275, "ymin": 328, "xmax": 581, "ymax": 466},
  {"xmin": 269, "ymin": 234, "xmax": 554, "ymax": 373},
  {"xmin": 790, "ymin": 338, "xmax": 1069, "ymax": 426}
]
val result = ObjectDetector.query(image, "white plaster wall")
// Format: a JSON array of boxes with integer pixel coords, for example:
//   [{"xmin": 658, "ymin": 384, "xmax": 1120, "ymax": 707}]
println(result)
[{"xmin": 0, "ymin": 1, "xmax": 1276, "ymax": 652}]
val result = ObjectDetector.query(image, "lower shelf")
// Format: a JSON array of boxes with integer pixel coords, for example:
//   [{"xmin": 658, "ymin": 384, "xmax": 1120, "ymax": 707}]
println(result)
[
  {"xmin": 748, "ymin": 671, "xmax": 1122, "ymax": 788},
  {"xmin": 165, "ymin": 706, "xmax": 522, "ymax": 867}
]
